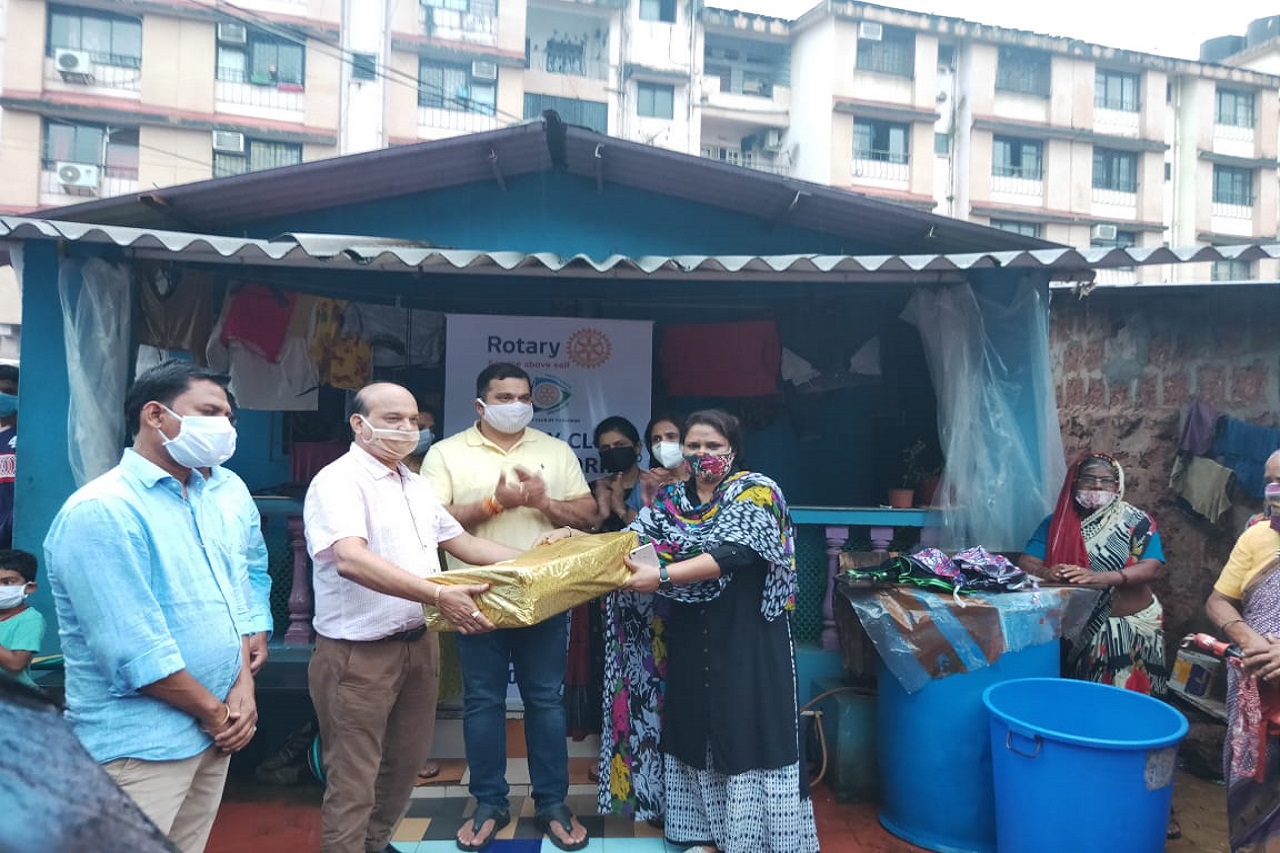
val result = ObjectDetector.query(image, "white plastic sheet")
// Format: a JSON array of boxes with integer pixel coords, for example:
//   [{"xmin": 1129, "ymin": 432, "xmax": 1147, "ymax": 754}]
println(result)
[
  {"xmin": 59, "ymin": 258, "xmax": 131, "ymax": 486},
  {"xmin": 901, "ymin": 279, "xmax": 1065, "ymax": 550}
]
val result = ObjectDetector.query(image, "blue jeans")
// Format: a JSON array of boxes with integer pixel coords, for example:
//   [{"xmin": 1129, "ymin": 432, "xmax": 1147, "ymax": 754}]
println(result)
[{"xmin": 455, "ymin": 613, "xmax": 569, "ymax": 813}]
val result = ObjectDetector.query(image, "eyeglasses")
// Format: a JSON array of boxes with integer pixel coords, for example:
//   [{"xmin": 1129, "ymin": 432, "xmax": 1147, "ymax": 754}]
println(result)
[{"xmin": 1076, "ymin": 476, "xmax": 1118, "ymax": 488}]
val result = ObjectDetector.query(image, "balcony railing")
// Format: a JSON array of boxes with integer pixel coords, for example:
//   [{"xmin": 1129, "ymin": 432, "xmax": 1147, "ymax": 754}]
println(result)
[
  {"xmin": 1214, "ymin": 123, "xmax": 1255, "ymax": 145},
  {"xmin": 215, "ymin": 70, "xmax": 306, "ymax": 118},
  {"xmin": 417, "ymin": 105, "xmax": 500, "ymax": 136},
  {"xmin": 852, "ymin": 153, "xmax": 909, "ymax": 183},
  {"xmin": 525, "ymin": 49, "xmax": 609, "ymax": 81},
  {"xmin": 39, "ymin": 164, "xmax": 138, "ymax": 200},
  {"xmin": 1212, "ymin": 201, "xmax": 1254, "ymax": 219},
  {"xmin": 990, "ymin": 173, "xmax": 1044, "ymax": 202},
  {"xmin": 1094, "ymin": 107, "xmax": 1140, "ymax": 138},
  {"xmin": 700, "ymin": 152, "xmax": 790, "ymax": 175},
  {"xmin": 44, "ymin": 56, "xmax": 141, "ymax": 94},
  {"xmin": 1091, "ymin": 187, "xmax": 1138, "ymax": 207},
  {"xmin": 421, "ymin": 2, "xmax": 497, "ymax": 46}
]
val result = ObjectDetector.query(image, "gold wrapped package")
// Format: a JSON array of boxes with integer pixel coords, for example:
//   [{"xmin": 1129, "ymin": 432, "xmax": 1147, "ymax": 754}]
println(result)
[{"xmin": 424, "ymin": 531, "xmax": 637, "ymax": 631}]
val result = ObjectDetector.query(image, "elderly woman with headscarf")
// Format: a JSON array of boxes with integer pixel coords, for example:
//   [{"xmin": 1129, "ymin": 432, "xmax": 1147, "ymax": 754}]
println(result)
[
  {"xmin": 1017, "ymin": 453, "xmax": 1170, "ymax": 694},
  {"xmin": 1207, "ymin": 481, "xmax": 1280, "ymax": 852}
]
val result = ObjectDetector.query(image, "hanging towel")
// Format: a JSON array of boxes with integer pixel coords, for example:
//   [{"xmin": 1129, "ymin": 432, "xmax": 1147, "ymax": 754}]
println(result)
[
  {"xmin": 1170, "ymin": 455, "xmax": 1235, "ymax": 523},
  {"xmin": 1215, "ymin": 417, "xmax": 1280, "ymax": 499},
  {"xmin": 220, "ymin": 284, "xmax": 296, "ymax": 363},
  {"xmin": 1178, "ymin": 399, "xmax": 1222, "ymax": 456}
]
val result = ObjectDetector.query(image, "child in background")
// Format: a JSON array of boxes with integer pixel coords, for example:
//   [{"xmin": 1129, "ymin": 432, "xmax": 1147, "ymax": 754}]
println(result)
[{"xmin": 0, "ymin": 549, "xmax": 45, "ymax": 688}]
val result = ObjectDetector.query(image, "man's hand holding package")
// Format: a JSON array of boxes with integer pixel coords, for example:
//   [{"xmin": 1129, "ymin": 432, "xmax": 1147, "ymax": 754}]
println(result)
[{"xmin": 439, "ymin": 582, "xmax": 496, "ymax": 634}]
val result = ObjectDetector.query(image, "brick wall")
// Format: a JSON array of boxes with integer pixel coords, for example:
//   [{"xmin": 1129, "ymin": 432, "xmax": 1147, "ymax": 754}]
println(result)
[{"xmin": 1049, "ymin": 287, "xmax": 1280, "ymax": 648}]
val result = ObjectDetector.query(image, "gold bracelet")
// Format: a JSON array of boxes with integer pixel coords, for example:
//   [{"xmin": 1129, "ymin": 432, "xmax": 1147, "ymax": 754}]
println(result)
[
  {"xmin": 433, "ymin": 583, "xmax": 442, "ymax": 607},
  {"xmin": 201, "ymin": 704, "xmax": 232, "ymax": 734},
  {"xmin": 1221, "ymin": 618, "xmax": 1246, "ymax": 633}
]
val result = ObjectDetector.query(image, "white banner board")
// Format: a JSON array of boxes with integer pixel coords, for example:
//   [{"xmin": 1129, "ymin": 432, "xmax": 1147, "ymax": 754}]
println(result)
[{"xmin": 443, "ymin": 314, "xmax": 654, "ymax": 476}]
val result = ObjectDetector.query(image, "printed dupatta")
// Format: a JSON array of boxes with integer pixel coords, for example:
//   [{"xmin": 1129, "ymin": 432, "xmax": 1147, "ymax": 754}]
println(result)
[{"xmin": 628, "ymin": 470, "xmax": 797, "ymax": 620}]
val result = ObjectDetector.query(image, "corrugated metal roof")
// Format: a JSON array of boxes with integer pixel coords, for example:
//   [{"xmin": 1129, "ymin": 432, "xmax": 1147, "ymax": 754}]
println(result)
[
  {"xmin": 31, "ymin": 121, "xmax": 1055, "ymax": 257},
  {"xmin": 4, "ymin": 216, "xmax": 1278, "ymax": 284}
]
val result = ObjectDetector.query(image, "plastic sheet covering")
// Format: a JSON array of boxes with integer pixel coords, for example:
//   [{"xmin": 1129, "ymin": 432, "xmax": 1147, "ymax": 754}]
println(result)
[
  {"xmin": 424, "ymin": 531, "xmax": 636, "ymax": 630},
  {"xmin": 901, "ymin": 278, "xmax": 1065, "ymax": 550},
  {"xmin": 839, "ymin": 584, "xmax": 1101, "ymax": 694},
  {"xmin": 59, "ymin": 258, "xmax": 132, "ymax": 486}
]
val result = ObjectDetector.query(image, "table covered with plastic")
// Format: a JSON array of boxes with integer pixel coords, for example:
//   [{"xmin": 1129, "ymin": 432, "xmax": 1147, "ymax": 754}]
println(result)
[{"xmin": 836, "ymin": 582, "xmax": 1102, "ymax": 694}]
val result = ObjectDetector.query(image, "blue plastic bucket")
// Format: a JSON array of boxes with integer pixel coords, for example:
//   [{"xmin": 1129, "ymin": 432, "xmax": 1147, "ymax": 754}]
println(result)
[
  {"xmin": 983, "ymin": 678, "xmax": 1188, "ymax": 853},
  {"xmin": 877, "ymin": 641, "xmax": 1059, "ymax": 853}
]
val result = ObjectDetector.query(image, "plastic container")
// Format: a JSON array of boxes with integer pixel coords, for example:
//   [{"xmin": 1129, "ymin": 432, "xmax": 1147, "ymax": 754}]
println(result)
[
  {"xmin": 876, "ymin": 641, "xmax": 1059, "ymax": 853},
  {"xmin": 983, "ymin": 678, "xmax": 1188, "ymax": 853}
]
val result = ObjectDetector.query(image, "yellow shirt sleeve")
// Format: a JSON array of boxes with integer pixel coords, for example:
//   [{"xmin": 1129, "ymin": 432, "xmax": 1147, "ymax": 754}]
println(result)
[
  {"xmin": 419, "ymin": 445, "xmax": 453, "ymax": 506},
  {"xmin": 555, "ymin": 441, "xmax": 591, "ymax": 501},
  {"xmin": 1214, "ymin": 523, "xmax": 1280, "ymax": 600}
]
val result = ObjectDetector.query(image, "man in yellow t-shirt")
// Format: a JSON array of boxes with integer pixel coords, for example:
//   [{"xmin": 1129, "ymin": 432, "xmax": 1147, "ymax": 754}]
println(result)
[{"xmin": 422, "ymin": 362, "xmax": 595, "ymax": 852}]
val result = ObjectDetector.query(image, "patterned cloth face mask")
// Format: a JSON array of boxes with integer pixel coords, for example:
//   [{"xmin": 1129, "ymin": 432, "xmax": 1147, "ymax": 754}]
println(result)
[
  {"xmin": 1075, "ymin": 489, "xmax": 1118, "ymax": 511},
  {"xmin": 684, "ymin": 452, "xmax": 734, "ymax": 481}
]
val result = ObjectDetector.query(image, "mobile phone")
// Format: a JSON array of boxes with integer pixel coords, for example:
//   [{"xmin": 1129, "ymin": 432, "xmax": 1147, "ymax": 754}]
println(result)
[{"xmin": 628, "ymin": 542, "xmax": 660, "ymax": 569}]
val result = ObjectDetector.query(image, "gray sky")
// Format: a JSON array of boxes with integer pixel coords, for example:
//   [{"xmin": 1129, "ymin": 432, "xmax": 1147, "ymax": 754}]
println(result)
[{"xmin": 721, "ymin": 1, "xmax": 1280, "ymax": 60}]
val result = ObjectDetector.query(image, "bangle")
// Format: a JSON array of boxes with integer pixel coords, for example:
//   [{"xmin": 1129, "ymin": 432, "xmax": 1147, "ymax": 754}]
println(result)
[
  {"xmin": 201, "ymin": 704, "xmax": 231, "ymax": 734},
  {"xmin": 433, "ymin": 583, "xmax": 442, "ymax": 607},
  {"xmin": 1221, "ymin": 618, "xmax": 1246, "ymax": 633},
  {"xmin": 1116, "ymin": 570, "xmax": 1128, "ymax": 587},
  {"xmin": 482, "ymin": 495, "xmax": 505, "ymax": 517}
]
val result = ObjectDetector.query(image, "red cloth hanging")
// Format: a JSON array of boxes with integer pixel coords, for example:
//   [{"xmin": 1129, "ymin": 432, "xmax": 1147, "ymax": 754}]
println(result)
[{"xmin": 660, "ymin": 319, "xmax": 781, "ymax": 397}]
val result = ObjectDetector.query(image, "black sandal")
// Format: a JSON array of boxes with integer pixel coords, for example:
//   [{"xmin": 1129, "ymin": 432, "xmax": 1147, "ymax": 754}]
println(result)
[
  {"xmin": 456, "ymin": 803, "xmax": 510, "ymax": 852},
  {"xmin": 534, "ymin": 803, "xmax": 589, "ymax": 852}
]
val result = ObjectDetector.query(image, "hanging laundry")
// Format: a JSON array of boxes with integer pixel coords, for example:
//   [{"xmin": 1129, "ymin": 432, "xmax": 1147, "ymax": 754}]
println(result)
[
  {"xmin": 1170, "ymin": 455, "xmax": 1234, "ymax": 523},
  {"xmin": 1177, "ymin": 399, "xmax": 1222, "ymax": 456},
  {"xmin": 1215, "ymin": 417, "xmax": 1280, "ymax": 499},
  {"xmin": 208, "ymin": 296, "xmax": 318, "ymax": 411},
  {"xmin": 341, "ymin": 304, "xmax": 445, "ymax": 367},
  {"xmin": 220, "ymin": 284, "xmax": 296, "ymax": 363},
  {"xmin": 660, "ymin": 319, "xmax": 781, "ymax": 397},
  {"xmin": 309, "ymin": 297, "xmax": 373, "ymax": 390},
  {"xmin": 135, "ymin": 267, "xmax": 219, "ymax": 360}
]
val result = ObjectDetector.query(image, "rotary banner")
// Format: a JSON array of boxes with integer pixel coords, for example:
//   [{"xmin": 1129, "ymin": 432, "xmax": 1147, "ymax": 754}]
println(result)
[{"xmin": 442, "ymin": 313, "xmax": 654, "ymax": 474}]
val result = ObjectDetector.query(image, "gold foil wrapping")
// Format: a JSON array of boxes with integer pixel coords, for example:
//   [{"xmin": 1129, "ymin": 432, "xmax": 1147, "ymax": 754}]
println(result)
[{"xmin": 424, "ymin": 531, "xmax": 638, "ymax": 631}]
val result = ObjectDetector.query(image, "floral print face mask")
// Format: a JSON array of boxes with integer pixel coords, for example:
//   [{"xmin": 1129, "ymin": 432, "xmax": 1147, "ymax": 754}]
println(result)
[{"xmin": 684, "ymin": 452, "xmax": 734, "ymax": 482}]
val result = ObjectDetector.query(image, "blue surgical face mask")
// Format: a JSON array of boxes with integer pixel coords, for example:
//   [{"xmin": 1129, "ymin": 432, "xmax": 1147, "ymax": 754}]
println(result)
[
  {"xmin": 0, "ymin": 393, "xmax": 18, "ymax": 418},
  {"xmin": 414, "ymin": 428, "xmax": 435, "ymax": 456}
]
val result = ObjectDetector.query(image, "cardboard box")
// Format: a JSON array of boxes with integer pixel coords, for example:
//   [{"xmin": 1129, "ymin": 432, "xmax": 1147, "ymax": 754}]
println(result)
[{"xmin": 1169, "ymin": 648, "xmax": 1224, "ymax": 701}]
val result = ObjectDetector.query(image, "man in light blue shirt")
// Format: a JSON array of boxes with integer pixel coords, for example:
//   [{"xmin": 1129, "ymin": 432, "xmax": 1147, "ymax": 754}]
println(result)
[
  {"xmin": 206, "ymin": 465, "xmax": 273, "ymax": 673},
  {"xmin": 45, "ymin": 360, "xmax": 259, "ymax": 853}
]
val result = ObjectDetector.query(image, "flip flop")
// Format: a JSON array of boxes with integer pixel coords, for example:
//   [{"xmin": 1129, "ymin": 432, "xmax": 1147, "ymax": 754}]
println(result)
[
  {"xmin": 534, "ymin": 803, "xmax": 589, "ymax": 852},
  {"xmin": 414, "ymin": 761, "xmax": 441, "ymax": 785},
  {"xmin": 456, "ymin": 803, "xmax": 509, "ymax": 852}
]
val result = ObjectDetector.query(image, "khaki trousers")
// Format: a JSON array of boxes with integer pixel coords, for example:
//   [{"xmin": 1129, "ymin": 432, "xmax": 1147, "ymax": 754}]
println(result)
[
  {"xmin": 309, "ymin": 631, "xmax": 440, "ymax": 853},
  {"xmin": 103, "ymin": 744, "xmax": 230, "ymax": 853}
]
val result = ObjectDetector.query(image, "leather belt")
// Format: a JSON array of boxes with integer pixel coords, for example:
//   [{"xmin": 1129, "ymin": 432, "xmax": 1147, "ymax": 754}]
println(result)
[{"xmin": 378, "ymin": 625, "xmax": 427, "ymax": 643}]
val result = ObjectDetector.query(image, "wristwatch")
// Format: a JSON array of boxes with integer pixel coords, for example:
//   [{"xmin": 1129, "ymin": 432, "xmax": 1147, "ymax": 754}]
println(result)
[{"xmin": 658, "ymin": 564, "xmax": 673, "ymax": 591}]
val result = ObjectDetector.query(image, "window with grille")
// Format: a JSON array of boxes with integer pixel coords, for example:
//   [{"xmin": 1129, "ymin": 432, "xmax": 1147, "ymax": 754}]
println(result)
[
  {"xmin": 990, "ymin": 220, "xmax": 1041, "ymax": 238},
  {"xmin": 1213, "ymin": 165, "xmax": 1254, "ymax": 206},
  {"xmin": 523, "ymin": 94, "xmax": 607, "ymax": 133},
  {"xmin": 48, "ymin": 5, "xmax": 142, "ymax": 69},
  {"xmin": 855, "ymin": 26, "xmax": 915, "ymax": 77},
  {"xmin": 42, "ymin": 120, "xmax": 139, "ymax": 176},
  {"xmin": 996, "ymin": 47, "xmax": 1051, "ymax": 97},
  {"xmin": 637, "ymin": 82, "xmax": 675, "ymax": 119},
  {"xmin": 992, "ymin": 136, "xmax": 1043, "ymax": 179},
  {"xmin": 217, "ymin": 30, "xmax": 305, "ymax": 86},
  {"xmin": 213, "ymin": 139, "xmax": 302, "ymax": 178},
  {"xmin": 854, "ymin": 119, "xmax": 909, "ymax": 163},
  {"xmin": 1216, "ymin": 88, "xmax": 1255, "ymax": 127},
  {"xmin": 1095, "ymin": 70, "xmax": 1140, "ymax": 112},
  {"xmin": 639, "ymin": 0, "xmax": 676, "ymax": 23},
  {"xmin": 1211, "ymin": 259, "xmax": 1253, "ymax": 281},
  {"xmin": 418, "ymin": 59, "xmax": 496, "ymax": 114},
  {"xmin": 1092, "ymin": 148, "xmax": 1138, "ymax": 192}
]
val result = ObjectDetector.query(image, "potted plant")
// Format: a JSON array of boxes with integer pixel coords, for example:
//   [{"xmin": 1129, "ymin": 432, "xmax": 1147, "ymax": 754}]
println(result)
[{"xmin": 892, "ymin": 440, "xmax": 941, "ymax": 508}]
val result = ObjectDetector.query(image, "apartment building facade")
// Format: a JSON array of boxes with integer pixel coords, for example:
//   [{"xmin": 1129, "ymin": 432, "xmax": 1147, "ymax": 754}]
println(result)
[{"xmin": 0, "ymin": 0, "xmax": 1276, "ymax": 285}]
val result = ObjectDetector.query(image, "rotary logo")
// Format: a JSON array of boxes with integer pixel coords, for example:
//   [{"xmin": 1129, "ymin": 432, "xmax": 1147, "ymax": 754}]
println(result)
[
  {"xmin": 531, "ymin": 376, "xmax": 572, "ymax": 414},
  {"xmin": 566, "ymin": 327, "xmax": 612, "ymax": 368}
]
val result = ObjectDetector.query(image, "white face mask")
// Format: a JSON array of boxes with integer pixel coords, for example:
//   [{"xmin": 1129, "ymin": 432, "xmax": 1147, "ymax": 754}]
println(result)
[
  {"xmin": 478, "ymin": 399, "xmax": 534, "ymax": 434},
  {"xmin": 158, "ymin": 406, "xmax": 237, "ymax": 469},
  {"xmin": 651, "ymin": 441, "xmax": 684, "ymax": 469},
  {"xmin": 357, "ymin": 415, "xmax": 419, "ymax": 459},
  {"xmin": 0, "ymin": 585, "xmax": 29, "ymax": 609},
  {"xmin": 1075, "ymin": 489, "xmax": 1118, "ymax": 511}
]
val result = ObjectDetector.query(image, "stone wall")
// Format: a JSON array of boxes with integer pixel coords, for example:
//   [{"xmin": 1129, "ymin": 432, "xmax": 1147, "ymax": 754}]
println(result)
[{"xmin": 1048, "ymin": 287, "xmax": 1280, "ymax": 649}]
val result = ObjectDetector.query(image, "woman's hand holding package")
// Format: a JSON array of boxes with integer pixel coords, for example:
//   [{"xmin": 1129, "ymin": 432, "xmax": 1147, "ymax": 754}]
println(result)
[
  {"xmin": 622, "ymin": 552, "xmax": 662, "ymax": 593},
  {"xmin": 439, "ymin": 582, "xmax": 495, "ymax": 635}
]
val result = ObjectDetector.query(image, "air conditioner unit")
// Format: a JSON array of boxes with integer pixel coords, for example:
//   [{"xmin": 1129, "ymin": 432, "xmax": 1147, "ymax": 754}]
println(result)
[
  {"xmin": 54, "ymin": 48, "xmax": 93, "ymax": 78},
  {"xmin": 762, "ymin": 128, "xmax": 783, "ymax": 151},
  {"xmin": 211, "ymin": 130, "xmax": 246, "ymax": 154},
  {"xmin": 217, "ymin": 22, "xmax": 248, "ymax": 45},
  {"xmin": 55, "ymin": 161, "xmax": 100, "ymax": 190},
  {"xmin": 858, "ymin": 21, "xmax": 883, "ymax": 41},
  {"xmin": 1091, "ymin": 223, "xmax": 1118, "ymax": 242},
  {"xmin": 471, "ymin": 60, "xmax": 498, "ymax": 81}
]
